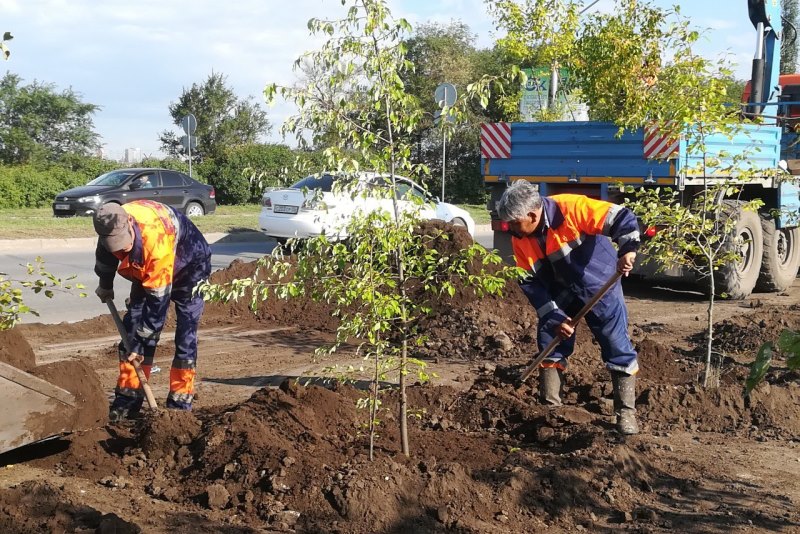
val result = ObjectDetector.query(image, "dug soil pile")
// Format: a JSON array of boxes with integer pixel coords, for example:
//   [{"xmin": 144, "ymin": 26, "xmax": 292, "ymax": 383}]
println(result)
[{"xmin": 1, "ymin": 222, "xmax": 799, "ymax": 533}]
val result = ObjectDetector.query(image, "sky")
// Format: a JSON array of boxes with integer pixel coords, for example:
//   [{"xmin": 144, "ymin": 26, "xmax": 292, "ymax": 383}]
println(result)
[{"xmin": 2, "ymin": 0, "xmax": 756, "ymax": 161}]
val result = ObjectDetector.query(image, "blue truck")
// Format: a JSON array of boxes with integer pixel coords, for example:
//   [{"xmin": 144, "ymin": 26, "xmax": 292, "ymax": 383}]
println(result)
[{"xmin": 482, "ymin": 0, "xmax": 800, "ymax": 299}]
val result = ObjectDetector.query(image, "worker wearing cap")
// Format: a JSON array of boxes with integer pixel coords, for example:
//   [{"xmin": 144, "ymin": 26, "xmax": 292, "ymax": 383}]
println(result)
[
  {"xmin": 93, "ymin": 200, "xmax": 211, "ymax": 420},
  {"xmin": 496, "ymin": 181, "xmax": 640, "ymax": 435}
]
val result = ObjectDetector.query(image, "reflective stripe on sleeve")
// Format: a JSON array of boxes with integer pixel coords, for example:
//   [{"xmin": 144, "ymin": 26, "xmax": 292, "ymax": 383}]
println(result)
[
  {"xmin": 536, "ymin": 301, "xmax": 559, "ymax": 318},
  {"xmin": 603, "ymin": 204, "xmax": 623, "ymax": 234},
  {"xmin": 618, "ymin": 230, "xmax": 641, "ymax": 248}
]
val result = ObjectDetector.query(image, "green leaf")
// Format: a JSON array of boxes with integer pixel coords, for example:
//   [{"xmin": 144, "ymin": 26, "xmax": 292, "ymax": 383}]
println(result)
[
  {"xmin": 745, "ymin": 342, "xmax": 772, "ymax": 394},
  {"xmin": 778, "ymin": 329, "xmax": 800, "ymax": 369}
]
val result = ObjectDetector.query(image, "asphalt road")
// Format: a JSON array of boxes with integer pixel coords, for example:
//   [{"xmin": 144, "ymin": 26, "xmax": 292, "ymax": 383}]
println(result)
[
  {"xmin": 1, "ymin": 238, "xmax": 276, "ymax": 325},
  {"xmin": 2, "ymin": 229, "xmax": 494, "ymax": 325}
]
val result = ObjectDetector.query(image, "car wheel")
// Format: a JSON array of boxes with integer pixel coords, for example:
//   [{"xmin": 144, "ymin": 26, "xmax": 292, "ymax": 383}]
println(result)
[
  {"xmin": 185, "ymin": 202, "xmax": 204, "ymax": 217},
  {"xmin": 450, "ymin": 217, "xmax": 467, "ymax": 227}
]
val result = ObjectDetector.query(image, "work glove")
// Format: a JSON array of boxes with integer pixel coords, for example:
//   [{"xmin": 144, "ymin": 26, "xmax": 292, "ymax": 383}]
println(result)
[{"xmin": 95, "ymin": 286, "xmax": 114, "ymax": 303}]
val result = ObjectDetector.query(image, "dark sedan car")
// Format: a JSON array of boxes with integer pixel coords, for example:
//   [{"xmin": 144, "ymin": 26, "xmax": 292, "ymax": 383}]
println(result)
[{"xmin": 52, "ymin": 168, "xmax": 217, "ymax": 217}]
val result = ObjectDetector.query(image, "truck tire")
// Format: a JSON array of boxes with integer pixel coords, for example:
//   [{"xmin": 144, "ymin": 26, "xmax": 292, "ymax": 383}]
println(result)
[
  {"xmin": 755, "ymin": 216, "xmax": 800, "ymax": 292},
  {"xmin": 713, "ymin": 202, "xmax": 763, "ymax": 299}
]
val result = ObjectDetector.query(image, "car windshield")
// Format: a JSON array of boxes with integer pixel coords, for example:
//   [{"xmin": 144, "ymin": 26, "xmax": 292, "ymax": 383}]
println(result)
[
  {"xmin": 87, "ymin": 170, "xmax": 137, "ymax": 186},
  {"xmin": 291, "ymin": 174, "xmax": 335, "ymax": 192}
]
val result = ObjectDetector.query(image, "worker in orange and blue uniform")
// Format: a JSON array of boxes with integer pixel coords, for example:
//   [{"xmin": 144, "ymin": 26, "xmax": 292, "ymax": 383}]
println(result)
[
  {"xmin": 93, "ymin": 200, "xmax": 211, "ymax": 421},
  {"xmin": 497, "ymin": 180, "xmax": 640, "ymax": 434}
]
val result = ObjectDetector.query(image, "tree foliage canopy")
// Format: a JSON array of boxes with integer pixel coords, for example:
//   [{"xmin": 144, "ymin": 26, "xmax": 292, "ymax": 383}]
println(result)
[
  {"xmin": 0, "ymin": 73, "xmax": 100, "ymax": 165},
  {"xmin": 159, "ymin": 72, "xmax": 271, "ymax": 162}
]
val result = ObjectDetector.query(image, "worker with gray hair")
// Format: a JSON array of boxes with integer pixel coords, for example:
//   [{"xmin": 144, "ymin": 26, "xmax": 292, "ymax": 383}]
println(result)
[{"xmin": 497, "ymin": 181, "xmax": 641, "ymax": 434}]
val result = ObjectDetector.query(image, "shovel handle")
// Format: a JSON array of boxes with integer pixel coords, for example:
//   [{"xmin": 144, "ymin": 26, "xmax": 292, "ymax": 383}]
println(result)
[
  {"xmin": 519, "ymin": 271, "xmax": 623, "ymax": 384},
  {"xmin": 106, "ymin": 300, "xmax": 159, "ymax": 411}
]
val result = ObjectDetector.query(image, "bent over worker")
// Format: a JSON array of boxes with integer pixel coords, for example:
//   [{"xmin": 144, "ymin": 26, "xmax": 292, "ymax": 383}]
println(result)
[
  {"xmin": 497, "ymin": 181, "xmax": 640, "ymax": 435},
  {"xmin": 93, "ymin": 200, "xmax": 211, "ymax": 420}
]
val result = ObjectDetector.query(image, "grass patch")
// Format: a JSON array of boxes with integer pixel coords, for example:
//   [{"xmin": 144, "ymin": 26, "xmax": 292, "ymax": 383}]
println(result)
[
  {"xmin": 458, "ymin": 204, "xmax": 490, "ymax": 225},
  {"xmin": 0, "ymin": 203, "xmax": 487, "ymax": 240},
  {"xmin": 0, "ymin": 205, "xmax": 261, "ymax": 239}
]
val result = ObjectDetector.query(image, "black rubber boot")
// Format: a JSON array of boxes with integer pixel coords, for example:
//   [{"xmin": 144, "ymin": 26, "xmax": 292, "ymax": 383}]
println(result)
[
  {"xmin": 611, "ymin": 371, "xmax": 639, "ymax": 435},
  {"xmin": 539, "ymin": 367, "xmax": 563, "ymax": 406}
]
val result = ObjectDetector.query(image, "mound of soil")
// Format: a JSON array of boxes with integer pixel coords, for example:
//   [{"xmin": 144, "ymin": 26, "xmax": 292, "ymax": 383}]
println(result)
[
  {"xmin": 689, "ymin": 304, "xmax": 800, "ymax": 355},
  {"xmin": 3, "ymin": 221, "xmax": 800, "ymax": 533},
  {"xmin": 30, "ymin": 360, "xmax": 108, "ymax": 430},
  {"xmin": 0, "ymin": 329, "xmax": 36, "ymax": 372}
]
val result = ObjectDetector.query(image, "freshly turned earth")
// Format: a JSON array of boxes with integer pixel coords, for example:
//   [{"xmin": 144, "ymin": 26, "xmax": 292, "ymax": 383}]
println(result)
[{"xmin": 1, "ymin": 221, "xmax": 799, "ymax": 533}]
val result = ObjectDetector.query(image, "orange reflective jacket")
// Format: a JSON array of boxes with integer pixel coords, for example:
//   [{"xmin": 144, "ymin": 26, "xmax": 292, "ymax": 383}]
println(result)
[
  {"xmin": 117, "ymin": 200, "xmax": 178, "ymax": 297},
  {"xmin": 512, "ymin": 194, "xmax": 639, "ymax": 322}
]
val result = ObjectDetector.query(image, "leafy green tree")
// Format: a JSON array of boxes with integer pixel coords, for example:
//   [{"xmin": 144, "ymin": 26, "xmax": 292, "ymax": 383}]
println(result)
[
  {"xmin": 204, "ymin": 0, "xmax": 517, "ymax": 459},
  {"xmin": 0, "ymin": 73, "xmax": 100, "ymax": 165},
  {"xmin": 719, "ymin": 76, "xmax": 747, "ymax": 108},
  {"xmin": 402, "ymin": 21, "xmax": 488, "ymax": 202},
  {"xmin": 159, "ymin": 72, "xmax": 271, "ymax": 162},
  {"xmin": 486, "ymin": 0, "xmax": 581, "ymax": 120},
  {"xmin": 1, "ymin": 31, "xmax": 11, "ymax": 60},
  {"xmin": 782, "ymin": 0, "xmax": 799, "ymax": 74}
]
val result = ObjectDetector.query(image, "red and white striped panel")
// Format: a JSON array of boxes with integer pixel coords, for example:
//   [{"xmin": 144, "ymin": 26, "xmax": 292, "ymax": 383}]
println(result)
[
  {"xmin": 643, "ymin": 122, "xmax": 679, "ymax": 160},
  {"xmin": 481, "ymin": 123, "xmax": 511, "ymax": 159}
]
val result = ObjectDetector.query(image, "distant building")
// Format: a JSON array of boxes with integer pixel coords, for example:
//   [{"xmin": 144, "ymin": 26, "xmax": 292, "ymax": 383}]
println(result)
[{"xmin": 124, "ymin": 148, "xmax": 142, "ymax": 164}]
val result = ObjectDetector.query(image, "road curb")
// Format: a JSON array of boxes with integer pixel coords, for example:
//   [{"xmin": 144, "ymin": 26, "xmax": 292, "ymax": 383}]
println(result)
[
  {"xmin": 0, "ymin": 231, "xmax": 270, "ymax": 253},
  {"xmin": 0, "ymin": 225, "xmax": 491, "ymax": 253}
]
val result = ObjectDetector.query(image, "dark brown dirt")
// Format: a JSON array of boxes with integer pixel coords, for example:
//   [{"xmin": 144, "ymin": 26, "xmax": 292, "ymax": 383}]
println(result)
[
  {"xmin": 0, "ymin": 480, "xmax": 142, "ymax": 534},
  {"xmin": 1, "ymin": 222, "xmax": 800, "ymax": 533}
]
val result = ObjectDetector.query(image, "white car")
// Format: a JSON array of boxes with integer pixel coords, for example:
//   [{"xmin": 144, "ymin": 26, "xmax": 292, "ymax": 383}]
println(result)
[{"xmin": 258, "ymin": 172, "xmax": 475, "ymax": 243}]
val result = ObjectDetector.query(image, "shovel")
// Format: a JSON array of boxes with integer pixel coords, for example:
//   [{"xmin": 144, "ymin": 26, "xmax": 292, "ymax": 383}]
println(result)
[
  {"xmin": 106, "ymin": 300, "xmax": 158, "ymax": 410},
  {"xmin": 519, "ymin": 271, "xmax": 623, "ymax": 384}
]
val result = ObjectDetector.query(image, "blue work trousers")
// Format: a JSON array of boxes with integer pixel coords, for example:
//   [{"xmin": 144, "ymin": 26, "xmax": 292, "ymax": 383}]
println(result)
[
  {"xmin": 538, "ymin": 287, "xmax": 638, "ymax": 375},
  {"xmin": 111, "ymin": 284, "xmax": 204, "ymax": 412}
]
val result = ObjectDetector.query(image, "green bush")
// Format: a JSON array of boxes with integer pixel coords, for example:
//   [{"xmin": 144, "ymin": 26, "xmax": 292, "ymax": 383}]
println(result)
[
  {"xmin": 208, "ymin": 144, "xmax": 325, "ymax": 205},
  {"xmin": 0, "ymin": 164, "xmax": 91, "ymax": 208},
  {"xmin": 57, "ymin": 154, "xmax": 119, "ymax": 179}
]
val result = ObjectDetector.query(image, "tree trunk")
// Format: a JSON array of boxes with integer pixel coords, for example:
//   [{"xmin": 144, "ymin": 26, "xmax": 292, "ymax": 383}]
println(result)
[
  {"xmin": 369, "ymin": 348, "xmax": 379, "ymax": 461},
  {"xmin": 703, "ymin": 268, "xmax": 717, "ymax": 388},
  {"xmin": 400, "ymin": 336, "xmax": 409, "ymax": 456}
]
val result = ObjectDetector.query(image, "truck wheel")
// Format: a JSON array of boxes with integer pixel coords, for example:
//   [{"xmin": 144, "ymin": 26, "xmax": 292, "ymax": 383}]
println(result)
[
  {"xmin": 713, "ymin": 203, "xmax": 763, "ymax": 299},
  {"xmin": 755, "ymin": 216, "xmax": 800, "ymax": 292}
]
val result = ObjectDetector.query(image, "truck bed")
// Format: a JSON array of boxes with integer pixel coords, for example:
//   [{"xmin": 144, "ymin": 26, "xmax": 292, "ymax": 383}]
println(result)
[{"xmin": 483, "ymin": 121, "xmax": 781, "ymax": 189}]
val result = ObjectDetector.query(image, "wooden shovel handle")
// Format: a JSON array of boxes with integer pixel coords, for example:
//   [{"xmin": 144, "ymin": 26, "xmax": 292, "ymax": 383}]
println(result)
[
  {"xmin": 519, "ymin": 271, "xmax": 623, "ymax": 384},
  {"xmin": 106, "ymin": 300, "xmax": 159, "ymax": 410}
]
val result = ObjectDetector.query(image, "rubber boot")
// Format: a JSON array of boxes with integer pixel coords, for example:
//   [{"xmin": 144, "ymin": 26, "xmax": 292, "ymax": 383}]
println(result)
[
  {"xmin": 539, "ymin": 367, "xmax": 563, "ymax": 407},
  {"xmin": 611, "ymin": 371, "xmax": 639, "ymax": 435}
]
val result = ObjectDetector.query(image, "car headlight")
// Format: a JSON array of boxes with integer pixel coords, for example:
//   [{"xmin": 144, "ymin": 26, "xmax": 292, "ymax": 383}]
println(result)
[{"xmin": 77, "ymin": 195, "xmax": 101, "ymax": 204}]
